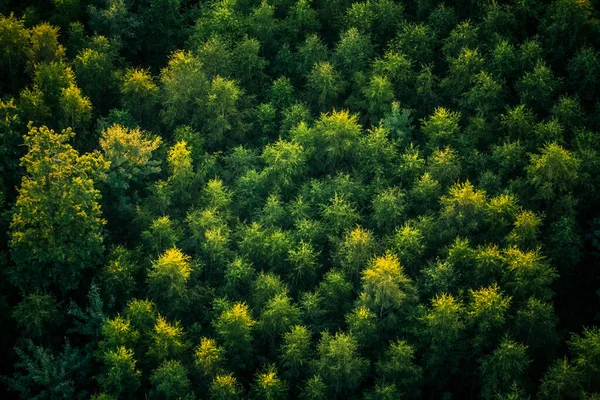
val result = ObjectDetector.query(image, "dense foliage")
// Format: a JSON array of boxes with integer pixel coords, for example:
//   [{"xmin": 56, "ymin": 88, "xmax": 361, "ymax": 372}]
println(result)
[{"xmin": 1, "ymin": 0, "xmax": 600, "ymax": 398}]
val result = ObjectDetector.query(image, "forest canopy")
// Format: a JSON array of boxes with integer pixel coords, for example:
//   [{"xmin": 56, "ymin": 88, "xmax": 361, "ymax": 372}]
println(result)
[{"xmin": 1, "ymin": 0, "xmax": 600, "ymax": 398}]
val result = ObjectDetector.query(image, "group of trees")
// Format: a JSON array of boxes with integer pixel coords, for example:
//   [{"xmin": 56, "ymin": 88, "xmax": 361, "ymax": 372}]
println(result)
[{"xmin": 1, "ymin": 0, "xmax": 600, "ymax": 398}]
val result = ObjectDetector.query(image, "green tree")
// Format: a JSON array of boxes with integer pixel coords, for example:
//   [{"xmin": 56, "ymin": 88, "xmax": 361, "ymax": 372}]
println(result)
[
  {"xmin": 376, "ymin": 340, "xmax": 422, "ymax": 398},
  {"xmin": 279, "ymin": 325, "xmax": 312, "ymax": 380},
  {"xmin": 345, "ymin": 305, "xmax": 378, "ymax": 349},
  {"xmin": 209, "ymin": 374, "xmax": 243, "ymax": 400},
  {"xmin": 421, "ymin": 293, "xmax": 466, "ymax": 383},
  {"xmin": 421, "ymin": 107, "xmax": 461, "ymax": 151},
  {"xmin": 8, "ymin": 340, "xmax": 91, "ymax": 400},
  {"xmin": 9, "ymin": 125, "xmax": 108, "ymax": 294},
  {"xmin": 121, "ymin": 67, "xmax": 159, "ymax": 126},
  {"xmin": 480, "ymin": 337, "xmax": 531, "ymax": 399},
  {"xmin": 160, "ymin": 50, "xmax": 207, "ymax": 129},
  {"xmin": 361, "ymin": 253, "xmax": 417, "ymax": 318},
  {"xmin": 202, "ymin": 76, "xmax": 243, "ymax": 148},
  {"xmin": 516, "ymin": 60, "xmax": 559, "ymax": 112},
  {"xmin": 333, "ymin": 27, "xmax": 373, "ymax": 77},
  {"xmin": 147, "ymin": 315, "xmax": 187, "ymax": 362},
  {"xmin": 468, "ymin": 284, "xmax": 511, "ymax": 349},
  {"xmin": 335, "ymin": 226, "xmax": 376, "ymax": 281},
  {"xmin": 258, "ymin": 293, "xmax": 301, "ymax": 345},
  {"xmin": 250, "ymin": 364, "xmax": 288, "ymax": 400},
  {"xmin": 194, "ymin": 337, "xmax": 225, "ymax": 377},
  {"xmin": 97, "ymin": 346, "xmax": 141, "ymax": 399},
  {"xmin": 73, "ymin": 37, "xmax": 119, "ymax": 113},
  {"xmin": 147, "ymin": 248, "xmax": 192, "ymax": 311},
  {"xmin": 12, "ymin": 291, "xmax": 62, "ymax": 340},
  {"xmin": 29, "ymin": 22, "xmax": 65, "ymax": 65},
  {"xmin": 307, "ymin": 61, "xmax": 344, "ymax": 112},
  {"xmin": 213, "ymin": 302, "xmax": 256, "ymax": 370},
  {"xmin": 526, "ymin": 142, "xmax": 580, "ymax": 201},
  {"xmin": 0, "ymin": 13, "xmax": 30, "ymax": 91},
  {"xmin": 100, "ymin": 123, "xmax": 161, "ymax": 228},
  {"xmin": 150, "ymin": 360, "xmax": 193, "ymax": 400},
  {"xmin": 312, "ymin": 331, "xmax": 369, "ymax": 395}
]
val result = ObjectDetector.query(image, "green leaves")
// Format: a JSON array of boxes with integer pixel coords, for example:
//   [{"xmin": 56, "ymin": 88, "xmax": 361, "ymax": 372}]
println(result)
[
  {"xmin": 312, "ymin": 331, "xmax": 369, "ymax": 395},
  {"xmin": 9, "ymin": 125, "xmax": 108, "ymax": 294}
]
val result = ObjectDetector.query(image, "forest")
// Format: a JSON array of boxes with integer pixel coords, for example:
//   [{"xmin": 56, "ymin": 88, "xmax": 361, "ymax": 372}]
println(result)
[{"xmin": 0, "ymin": 0, "xmax": 599, "ymax": 398}]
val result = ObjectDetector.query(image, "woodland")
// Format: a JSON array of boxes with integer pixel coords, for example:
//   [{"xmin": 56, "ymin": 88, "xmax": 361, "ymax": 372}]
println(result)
[{"xmin": 0, "ymin": 0, "xmax": 600, "ymax": 398}]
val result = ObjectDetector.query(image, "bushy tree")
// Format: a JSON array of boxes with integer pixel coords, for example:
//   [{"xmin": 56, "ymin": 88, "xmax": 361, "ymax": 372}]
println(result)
[
  {"xmin": 9, "ymin": 125, "xmax": 108, "ymax": 294},
  {"xmin": 311, "ymin": 331, "xmax": 369, "ymax": 395}
]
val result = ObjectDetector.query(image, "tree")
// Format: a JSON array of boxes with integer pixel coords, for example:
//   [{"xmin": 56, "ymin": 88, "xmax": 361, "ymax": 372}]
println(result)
[
  {"xmin": 287, "ymin": 240, "xmax": 319, "ymax": 289},
  {"xmin": 142, "ymin": 216, "xmax": 182, "ymax": 256},
  {"xmin": 391, "ymin": 22, "xmax": 434, "ymax": 65},
  {"xmin": 514, "ymin": 297, "xmax": 559, "ymax": 357},
  {"xmin": 194, "ymin": 337, "xmax": 225, "ymax": 377},
  {"xmin": 516, "ymin": 60, "xmax": 559, "ymax": 112},
  {"xmin": 440, "ymin": 180, "xmax": 487, "ymax": 236},
  {"xmin": 307, "ymin": 62, "xmax": 344, "ymax": 112},
  {"xmin": 311, "ymin": 331, "xmax": 369, "ymax": 395},
  {"xmin": 160, "ymin": 50, "xmax": 207, "ymax": 129},
  {"xmin": 121, "ymin": 67, "xmax": 159, "ymax": 126},
  {"xmin": 261, "ymin": 139, "xmax": 307, "ymax": 192},
  {"xmin": 421, "ymin": 293, "xmax": 466, "ymax": 383},
  {"xmin": 442, "ymin": 47, "xmax": 484, "ymax": 96},
  {"xmin": 526, "ymin": 142, "xmax": 580, "ymax": 201},
  {"xmin": 150, "ymin": 360, "xmax": 193, "ymax": 400},
  {"xmin": 538, "ymin": 357, "xmax": 584, "ymax": 400},
  {"xmin": 250, "ymin": 364, "xmax": 288, "ymax": 400},
  {"xmin": 426, "ymin": 146, "xmax": 461, "ymax": 188},
  {"xmin": 376, "ymin": 340, "xmax": 422, "ymax": 398},
  {"xmin": 209, "ymin": 374, "xmax": 243, "ymax": 400},
  {"xmin": 147, "ymin": 248, "xmax": 192, "ymax": 311},
  {"xmin": 97, "ymin": 315, "xmax": 139, "ymax": 356},
  {"xmin": 420, "ymin": 107, "xmax": 461, "ymax": 151},
  {"xmin": 345, "ymin": 305, "xmax": 378, "ymax": 349},
  {"xmin": 568, "ymin": 47, "xmax": 600, "ymax": 102},
  {"xmin": 258, "ymin": 293, "xmax": 301, "ymax": 345},
  {"xmin": 335, "ymin": 226, "xmax": 375, "ymax": 280},
  {"xmin": 100, "ymin": 123, "xmax": 161, "ymax": 228},
  {"xmin": 333, "ymin": 27, "xmax": 374, "ymax": 77},
  {"xmin": 322, "ymin": 194, "xmax": 360, "ymax": 238},
  {"xmin": 388, "ymin": 223, "xmax": 425, "ymax": 271},
  {"xmin": 468, "ymin": 284, "xmax": 511, "ymax": 349},
  {"xmin": 202, "ymin": 76, "xmax": 243, "ymax": 148},
  {"xmin": 88, "ymin": 0, "xmax": 140, "ymax": 56},
  {"xmin": 58, "ymin": 83, "xmax": 92, "ymax": 133},
  {"xmin": 363, "ymin": 75, "xmax": 395, "ymax": 124},
  {"xmin": 101, "ymin": 247, "xmax": 139, "ymax": 306},
  {"xmin": 73, "ymin": 37, "xmax": 119, "ymax": 113},
  {"xmin": 8, "ymin": 340, "xmax": 91, "ymax": 400},
  {"xmin": 297, "ymin": 34, "xmax": 329, "ymax": 78},
  {"xmin": 0, "ymin": 13, "xmax": 30, "ymax": 91},
  {"xmin": 540, "ymin": 0, "xmax": 595, "ymax": 61},
  {"xmin": 480, "ymin": 337, "xmax": 531, "ymax": 399},
  {"xmin": 29, "ymin": 23, "xmax": 65, "ymax": 65},
  {"xmin": 313, "ymin": 109, "xmax": 362, "ymax": 170},
  {"xmin": 33, "ymin": 61, "xmax": 75, "ymax": 114},
  {"xmin": 12, "ymin": 291, "xmax": 62, "ymax": 340},
  {"xmin": 279, "ymin": 325, "xmax": 312, "ymax": 380},
  {"xmin": 569, "ymin": 327, "xmax": 600, "ymax": 393},
  {"xmin": 9, "ymin": 125, "xmax": 108, "ymax": 294},
  {"xmin": 213, "ymin": 302, "xmax": 256, "ymax": 370},
  {"xmin": 361, "ymin": 253, "xmax": 417, "ymax": 317},
  {"xmin": 147, "ymin": 315, "xmax": 187, "ymax": 362},
  {"xmin": 97, "ymin": 346, "xmax": 141, "ymax": 399},
  {"xmin": 503, "ymin": 247, "xmax": 558, "ymax": 302}
]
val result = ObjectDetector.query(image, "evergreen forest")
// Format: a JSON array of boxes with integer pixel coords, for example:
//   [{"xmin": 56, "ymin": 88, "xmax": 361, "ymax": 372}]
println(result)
[{"xmin": 1, "ymin": 0, "xmax": 600, "ymax": 398}]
